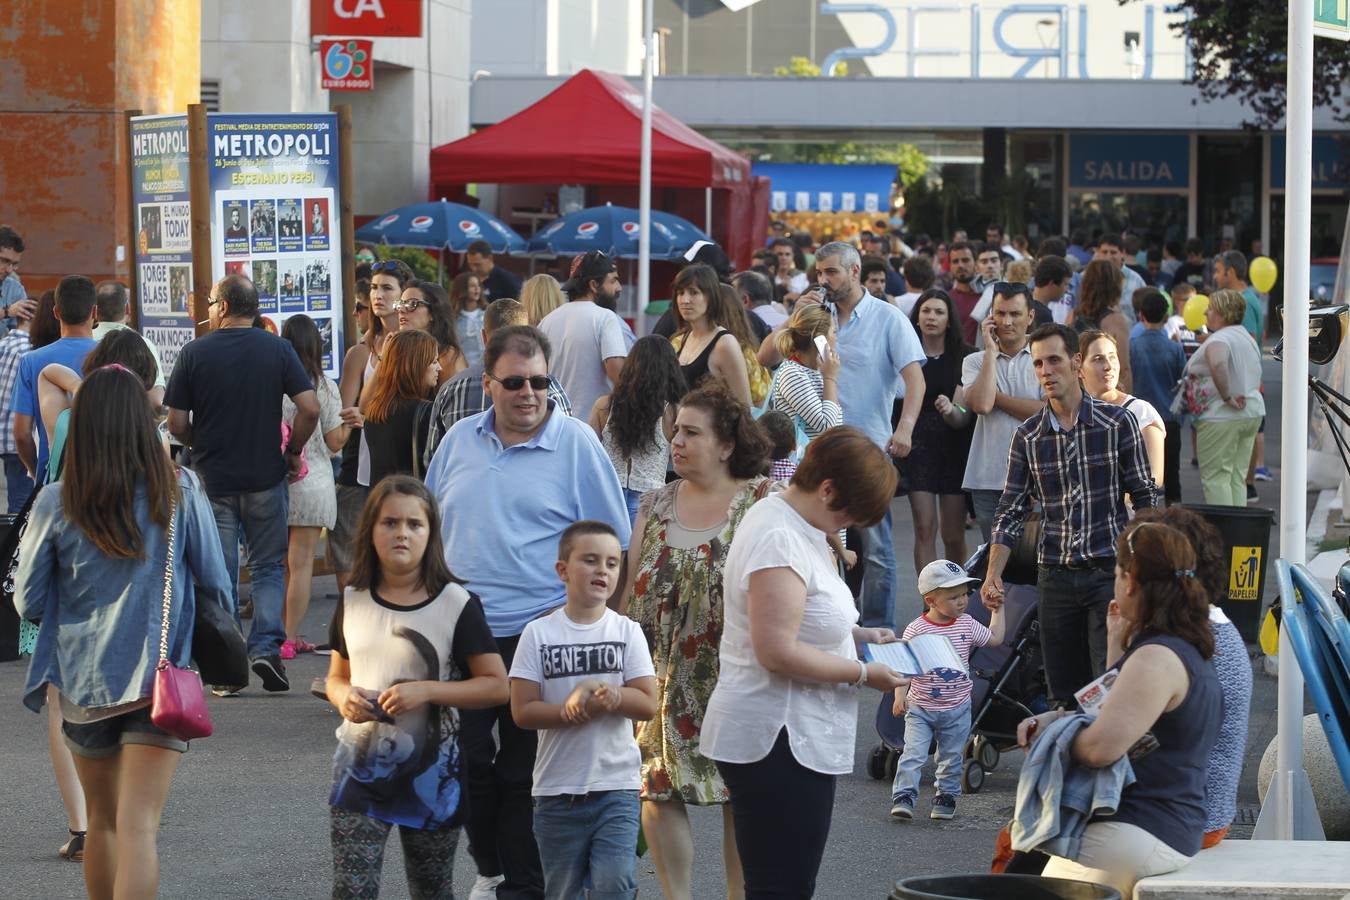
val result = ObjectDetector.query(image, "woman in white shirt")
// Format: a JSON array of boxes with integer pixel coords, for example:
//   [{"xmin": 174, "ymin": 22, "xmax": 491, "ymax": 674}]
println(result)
[
  {"xmin": 1184, "ymin": 289, "xmax": 1266, "ymax": 506},
  {"xmin": 1078, "ymin": 330, "xmax": 1167, "ymax": 489},
  {"xmin": 702, "ymin": 427, "xmax": 905, "ymax": 900}
]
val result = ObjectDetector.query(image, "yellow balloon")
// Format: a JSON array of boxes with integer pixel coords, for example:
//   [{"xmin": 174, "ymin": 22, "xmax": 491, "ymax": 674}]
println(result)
[
  {"xmin": 1250, "ymin": 256, "xmax": 1278, "ymax": 293},
  {"xmin": 1183, "ymin": 294, "xmax": 1210, "ymax": 331}
]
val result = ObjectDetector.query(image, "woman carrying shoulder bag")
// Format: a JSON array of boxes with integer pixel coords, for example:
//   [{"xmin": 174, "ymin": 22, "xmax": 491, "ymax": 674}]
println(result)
[{"xmin": 16, "ymin": 365, "xmax": 233, "ymax": 899}]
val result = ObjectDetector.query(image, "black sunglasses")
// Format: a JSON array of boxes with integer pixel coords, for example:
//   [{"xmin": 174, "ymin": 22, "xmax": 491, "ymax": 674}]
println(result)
[{"xmin": 489, "ymin": 373, "xmax": 550, "ymax": 392}]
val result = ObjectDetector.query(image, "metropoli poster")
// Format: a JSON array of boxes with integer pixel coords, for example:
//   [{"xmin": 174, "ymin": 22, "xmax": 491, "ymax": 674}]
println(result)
[
  {"xmin": 130, "ymin": 114, "xmax": 196, "ymax": 374},
  {"xmin": 209, "ymin": 113, "xmax": 344, "ymax": 375}
]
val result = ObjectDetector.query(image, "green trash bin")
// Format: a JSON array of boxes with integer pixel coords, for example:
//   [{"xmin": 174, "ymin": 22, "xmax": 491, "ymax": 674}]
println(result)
[
  {"xmin": 891, "ymin": 874, "xmax": 1120, "ymax": 900},
  {"xmin": 1183, "ymin": 503, "xmax": 1275, "ymax": 644}
]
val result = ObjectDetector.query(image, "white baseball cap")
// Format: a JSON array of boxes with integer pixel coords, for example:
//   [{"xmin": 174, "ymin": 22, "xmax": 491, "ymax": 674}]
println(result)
[{"xmin": 917, "ymin": 559, "xmax": 979, "ymax": 595}]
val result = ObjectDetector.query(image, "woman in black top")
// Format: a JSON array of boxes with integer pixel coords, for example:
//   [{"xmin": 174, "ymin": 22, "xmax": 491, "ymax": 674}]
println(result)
[
  {"xmin": 1018, "ymin": 521, "xmax": 1222, "ymax": 896},
  {"xmin": 670, "ymin": 264, "xmax": 751, "ymax": 404},
  {"xmin": 360, "ymin": 330, "xmax": 439, "ymax": 484},
  {"xmin": 897, "ymin": 289, "xmax": 974, "ymax": 571}
]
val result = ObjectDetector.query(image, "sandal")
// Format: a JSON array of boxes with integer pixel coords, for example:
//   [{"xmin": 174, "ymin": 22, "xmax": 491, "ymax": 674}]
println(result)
[{"xmin": 58, "ymin": 829, "xmax": 86, "ymax": 861}]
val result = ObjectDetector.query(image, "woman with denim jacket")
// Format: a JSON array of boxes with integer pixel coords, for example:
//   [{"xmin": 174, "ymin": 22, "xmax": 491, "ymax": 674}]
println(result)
[{"xmin": 16, "ymin": 365, "xmax": 233, "ymax": 899}]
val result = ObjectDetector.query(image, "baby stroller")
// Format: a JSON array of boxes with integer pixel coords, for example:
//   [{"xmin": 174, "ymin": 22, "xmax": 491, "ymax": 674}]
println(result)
[{"xmin": 865, "ymin": 544, "xmax": 1047, "ymax": 793}]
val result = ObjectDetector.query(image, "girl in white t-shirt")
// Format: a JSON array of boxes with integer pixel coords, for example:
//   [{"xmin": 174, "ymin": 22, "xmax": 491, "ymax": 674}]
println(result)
[
  {"xmin": 1079, "ymin": 330, "xmax": 1167, "ymax": 489},
  {"xmin": 325, "ymin": 476, "xmax": 508, "ymax": 898}
]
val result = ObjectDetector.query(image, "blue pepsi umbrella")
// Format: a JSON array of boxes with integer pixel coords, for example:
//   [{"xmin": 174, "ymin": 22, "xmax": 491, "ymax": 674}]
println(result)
[
  {"xmin": 526, "ymin": 206, "xmax": 709, "ymax": 260},
  {"xmin": 356, "ymin": 199, "xmax": 527, "ymax": 254}
]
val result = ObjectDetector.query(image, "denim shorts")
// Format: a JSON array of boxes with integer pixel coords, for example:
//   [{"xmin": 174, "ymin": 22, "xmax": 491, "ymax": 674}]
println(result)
[{"xmin": 63, "ymin": 706, "xmax": 189, "ymax": 758}]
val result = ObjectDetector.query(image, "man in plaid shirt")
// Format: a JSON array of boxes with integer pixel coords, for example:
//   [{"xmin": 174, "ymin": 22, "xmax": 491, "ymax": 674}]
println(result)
[
  {"xmin": 0, "ymin": 303, "xmax": 32, "ymax": 512},
  {"xmin": 423, "ymin": 297, "xmax": 572, "ymax": 468},
  {"xmin": 982, "ymin": 323, "xmax": 1159, "ymax": 707}
]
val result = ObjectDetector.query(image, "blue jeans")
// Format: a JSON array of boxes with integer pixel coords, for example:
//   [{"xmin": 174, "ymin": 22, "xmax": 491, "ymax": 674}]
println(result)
[
  {"xmin": 859, "ymin": 506, "xmax": 896, "ymax": 630},
  {"xmin": 892, "ymin": 701, "xmax": 971, "ymax": 800},
  {"xmin": 2, "ymin": 452, "xmax": 33, "ymax": 514},
  {"xmin": 532, "ymin": 790, "xmax": 639, "ymax": 900},
  {"xmin": 209, "ymin": 481, "xmax": 289, "ymax": 659},
  {"xmin": 622, "ymin": 488, "xmax": 642, "ymax": 528}
]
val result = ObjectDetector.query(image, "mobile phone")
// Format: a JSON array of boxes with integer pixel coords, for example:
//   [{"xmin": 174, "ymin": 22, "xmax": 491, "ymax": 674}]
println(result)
[{"xmin": 814, "ymin": 334, "xmax": 829, "ymax": 358}]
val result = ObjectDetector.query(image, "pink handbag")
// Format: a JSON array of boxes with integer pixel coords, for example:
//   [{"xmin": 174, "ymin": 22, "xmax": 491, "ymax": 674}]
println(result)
[{"xmin": 149, "ymin": 498, "xmax": 214, "ymax": 741}]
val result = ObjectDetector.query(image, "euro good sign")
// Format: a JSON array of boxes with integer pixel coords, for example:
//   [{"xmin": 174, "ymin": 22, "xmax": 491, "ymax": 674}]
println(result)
[{"xmin": 311, "ymin": 0, "xmax": 421, "ymax": 38}]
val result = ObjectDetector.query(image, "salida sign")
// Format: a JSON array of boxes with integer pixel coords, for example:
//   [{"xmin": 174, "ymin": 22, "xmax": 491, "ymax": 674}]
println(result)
[{"xmin": 311, "ymin": 0, "xmax": 421, "ymax": 37}]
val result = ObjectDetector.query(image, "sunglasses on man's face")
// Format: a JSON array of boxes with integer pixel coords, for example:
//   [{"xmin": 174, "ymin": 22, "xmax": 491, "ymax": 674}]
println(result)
[
  {"xmin": 489, "ymin": 373, "xmax": 550, "ymax": 392},
  {"xmin": 354, "ymin": 303, "xmax": 369, "ymax": 313}
]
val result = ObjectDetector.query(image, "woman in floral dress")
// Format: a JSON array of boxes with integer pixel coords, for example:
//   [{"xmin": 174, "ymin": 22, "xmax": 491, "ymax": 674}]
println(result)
[{"xmin": 621, "ymin": 383, "xmax": 771, "ymax": 900}]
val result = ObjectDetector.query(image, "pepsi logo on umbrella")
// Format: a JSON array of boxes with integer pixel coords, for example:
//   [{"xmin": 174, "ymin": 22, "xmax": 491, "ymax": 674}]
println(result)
[
  {"xmin": 577, "ymin": 221, "xmax": 600, "ymax": 237},
  {"xmin": 622, "ymin": 221, "xmax": 641, "ymax": 236},
  {"xmin": 458, "ymin": 220, "xmax": 482, "ymax": 236},
  {"xmin": 377, "ymin": 214, "xmax": 399, "ymax": 228},
  {"xmin": 409, "ymin": 215, "xmax": 434, "ymax": 231}
]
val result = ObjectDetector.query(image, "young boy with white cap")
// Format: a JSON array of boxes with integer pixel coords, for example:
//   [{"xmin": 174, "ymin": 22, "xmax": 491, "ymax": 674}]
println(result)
[{"xmin": 890, "ymin": 559, "xmax": 1005, "ymax": 821}]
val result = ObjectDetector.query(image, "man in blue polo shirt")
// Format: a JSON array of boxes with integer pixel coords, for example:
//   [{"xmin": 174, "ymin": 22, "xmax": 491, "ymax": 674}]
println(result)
[
  {"xmin": 425, "ymin": 324, "xmax": 629, "ymax": 900},
  {"xmin": 813, "ymin": 240, "xmax": 925, "ymax": 632},
  {"xmin": 12, "ymin": 274, "xmax": 99, "ymax": 480}
]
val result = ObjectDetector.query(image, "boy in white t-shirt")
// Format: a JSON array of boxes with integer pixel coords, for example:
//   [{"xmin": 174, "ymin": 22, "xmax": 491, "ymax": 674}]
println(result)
[
  {"xmin": 890, "ymin": 559, "xmax": 1005, "ymax": 822},
  {"xmin": 510, "ymin": 521, "xmax": 658, "ymax": 900}
]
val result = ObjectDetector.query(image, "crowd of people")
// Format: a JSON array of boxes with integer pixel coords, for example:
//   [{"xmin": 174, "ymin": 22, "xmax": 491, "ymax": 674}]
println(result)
[{"xmin": 2, "ymin": 214, "xmax": 1262, "ymax": 899}]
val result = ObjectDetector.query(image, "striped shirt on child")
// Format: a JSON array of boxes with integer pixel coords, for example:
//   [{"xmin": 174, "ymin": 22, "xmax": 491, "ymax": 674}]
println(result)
[{"xmin": 902, "ymin": 613, "xmax": 993, "ymax": 711}]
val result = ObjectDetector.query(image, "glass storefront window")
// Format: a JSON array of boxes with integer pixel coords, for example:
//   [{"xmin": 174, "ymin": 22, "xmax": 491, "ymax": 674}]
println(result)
[
  {"xmin": 1069, "ymin": 192, "xmax": 1187, "ymax": 246},
  {"xmin": 1196, "ymin": 135, "xmax": 1262, "ymax": 256},
  {"xmin": 1009, "ymin": 133, "xmax": 1059, "ymax": 241}
]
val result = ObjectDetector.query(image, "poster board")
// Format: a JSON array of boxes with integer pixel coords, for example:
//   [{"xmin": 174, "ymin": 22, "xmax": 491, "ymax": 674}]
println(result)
[
  {"xmin": 130, "ymin": 114, "xmax": 196, "ymax": 374},
  {"xmin": 207, "ymin": 113, "xmax": 345, "ymax": 376}
]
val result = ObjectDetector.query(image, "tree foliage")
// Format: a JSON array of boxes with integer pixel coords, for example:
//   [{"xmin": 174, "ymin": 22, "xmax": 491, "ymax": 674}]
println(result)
[
  {"xmin": 773, "ymin": 56, "xmax": 847, "ymax": 78},
  {"xmin": 1148, "ymin": 0, "xmax": 1350, "ymax": 127}
]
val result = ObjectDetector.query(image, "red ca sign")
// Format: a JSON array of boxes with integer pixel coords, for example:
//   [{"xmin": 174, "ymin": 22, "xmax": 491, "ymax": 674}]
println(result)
[
  {"xmin": 321, "ymin": 40, "xmax": 374, "ymax": 91},
  {"xmin": 311, "ymin": 0, "xmax": 422, "ymax": 38}
]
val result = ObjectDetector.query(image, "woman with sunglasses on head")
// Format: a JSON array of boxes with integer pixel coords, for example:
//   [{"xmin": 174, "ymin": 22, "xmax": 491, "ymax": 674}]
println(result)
[
  {"xmin": 1017, "ymin": 520, "xmax": 1221, "ymax": 896},
  {"xmin": 16, "ymin": 365, "xmax": 232, "ymax": 900},
  {"xmin": 898, "ymin": 289, "xmax": 975, "ymax": 572},
  {"xmin": 397, "ymin": 280, "xmax": 466, "ymax": 386},
  {"xmin": 360, "ymin": 330, "xmax": 440, "ymax": 485},
  {"xmin": 1067, "ymin": 259, "xmax": 1132, "ymax": 391}
]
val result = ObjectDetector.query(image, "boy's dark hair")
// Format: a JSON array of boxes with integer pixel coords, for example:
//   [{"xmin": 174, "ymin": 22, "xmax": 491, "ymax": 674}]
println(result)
[
  {"xmin": 1029, "ymin": 322, "xmax": 1080, "ymax": 356},
  {"xmin": 1037, "ymin": 236, "xmax": 1068, "ymax": 258},
  {"xmin": 902, "ymin": 254, "xmax": 935, "ymax": 290},
  {"xmin": 55, "ymin": 275, "xmax": 98, "ymax": 325},
  {"xmin": 1140, "ymin": 289, "xmax": 1170, "ymax": 324},
  {"xmin": 559, "ymin": 520, "xmax": 620, "ymax": 562},
  {"xmin": 1033, "ymin": 255, "xmax": 1072, "ymax": 288},
  {"xmin": 758, "ymin": 410, "xmax": 797, "ymax": 462},
  {"xmin": 1098, "ymin": 232, "xmax": 1124, "ymax": 250},
  {"xmin": 1184, "ymin": 236, "xmax": 1204, "ymax": 256},
  {"xmin": 860, "ymin": 255, "xmax": 889, "ymax": 282},
  {"xmin": 466, "ymin": 239, "xmax": 493, "ymax": 257},
  {"xmin": 0, "ymin": 225, "xmax": 23, "ymax": 253}
]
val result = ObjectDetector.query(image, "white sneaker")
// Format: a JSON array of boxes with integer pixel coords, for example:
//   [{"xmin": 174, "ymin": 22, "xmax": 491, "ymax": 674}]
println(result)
[{"xmin": 468, "ymin": 874, "xmax": 504, "ymax": 900}]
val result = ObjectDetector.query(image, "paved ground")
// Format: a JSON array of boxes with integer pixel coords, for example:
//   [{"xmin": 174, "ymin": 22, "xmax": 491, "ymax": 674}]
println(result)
[{"xmin": 0, "ymin": 358, "xmax": 1292, "ymax": 898}]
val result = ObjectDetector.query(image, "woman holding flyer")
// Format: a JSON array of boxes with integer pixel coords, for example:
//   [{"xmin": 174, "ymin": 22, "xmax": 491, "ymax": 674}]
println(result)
[
  {"xmin": 702, "ymin": 427, "xmax": 905, "ymax": 900},
  {"xmin": 1017, "ymin": 520, "xmax": 1221, "ymax": 895}
]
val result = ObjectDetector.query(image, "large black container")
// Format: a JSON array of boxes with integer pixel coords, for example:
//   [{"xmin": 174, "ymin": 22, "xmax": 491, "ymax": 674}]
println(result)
[
  {"xmin": 891, "ymin": 874, "xmax": 1120, "ymax": 900},
  {"xmin": 1183, "ymin": 503, "xmax": 1274, "ymax": 643},
  {"xmin": 0, "ymin": 514, "xmax": 20, "ymax": 661}
]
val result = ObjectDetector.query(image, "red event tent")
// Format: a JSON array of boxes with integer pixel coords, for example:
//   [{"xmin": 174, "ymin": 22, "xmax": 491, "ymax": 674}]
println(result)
[{"xmin": 429, "ymin": 69, "xmax": 764, "ymax": 268}]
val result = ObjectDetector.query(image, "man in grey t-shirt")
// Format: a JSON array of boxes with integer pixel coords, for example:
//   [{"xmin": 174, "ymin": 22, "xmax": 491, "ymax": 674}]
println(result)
[
  {"xmin": 538, "ymin": 251, "xmax": 628, "ymax": 421},
  {"xmin": 951, "ymin": 285, "xmax": 1043, "ymax": 543}
]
